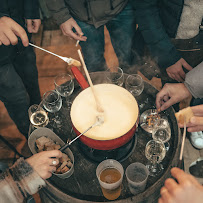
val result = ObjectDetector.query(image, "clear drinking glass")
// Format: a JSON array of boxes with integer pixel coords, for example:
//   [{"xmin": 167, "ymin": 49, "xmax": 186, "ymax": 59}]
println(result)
[
  {"xmin": 152, "ymin": 118, "xmax": 171, "ymax": 151},
  {"xmin": 125, "ymin": 74, "xmax": 144, "ymax": 97},
  {"xmin": 28, "ymin": 104, "xmax": 49, "ymax": 128},
  {"xmin": 145, "ymin": 140, "xmax": 166, "ymax": 176},
  {"xmin": 43, "ymin": 90, "xmax": 62, "ymax": 128},
  {"xmin": 105, "ymin": 67, "xmax": 124, "ymax": 86},
  {"xmin": 54, "ymin": 73, "xmax": 74, "ymax": 110}
]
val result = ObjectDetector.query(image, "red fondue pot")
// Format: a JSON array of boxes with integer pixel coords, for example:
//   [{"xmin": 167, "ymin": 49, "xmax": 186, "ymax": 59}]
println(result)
[{"xmin": 70, "ymin": 66, "xmax": 139, "ymax": 150}]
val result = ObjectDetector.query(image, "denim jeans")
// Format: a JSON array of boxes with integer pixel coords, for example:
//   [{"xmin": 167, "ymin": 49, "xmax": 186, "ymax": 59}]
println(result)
[
  {"xmin": 76, "ymin": 3, "xmax": 136, "ymax": 72},
  {"xmin": 0, "ymin": 45, "xmax": 41, "ymax": 138}
]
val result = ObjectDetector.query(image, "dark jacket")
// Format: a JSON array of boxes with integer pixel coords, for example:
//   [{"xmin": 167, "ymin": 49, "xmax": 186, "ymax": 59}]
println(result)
[
  {"xmin": 0, "ymin": 0, "xmax": 40, "ymax": 28},
  {"xmin": 46, "ymin": 0, "xmax": 128, "ymax": 28},
  {"xmin": 132, "ymin": 0, "xmax": 184, "ymax": 69},
  {"xmin": 0, "ymin": 0, "xmax": 40, "ymax": 65}
]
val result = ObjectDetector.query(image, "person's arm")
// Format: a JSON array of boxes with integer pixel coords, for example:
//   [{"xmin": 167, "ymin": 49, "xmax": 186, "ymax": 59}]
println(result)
[
  {"xmin": 184, "ymin": 61, "xmax": 203, "ymax": 99},
  {"xmin": 46, "ymin": 0, "xmax": 71, "ymax": 26},
  {"xmin": 0, "ymin": 150, "xmax": 62, "ymax": 202},
  {"xmin": 45, "ymin": 0, "xmax": 86, "ymax": 41},
  {"xmin": 133, "ymin": 0, "xmax": 192, "ymax": 81},
  {"xmin": 159, "ymin": 167, "xmax": 203, "ymax": 203},
  {"xmin": 156, "ymin": 61, "xmax": 203, "ymax": 111}
]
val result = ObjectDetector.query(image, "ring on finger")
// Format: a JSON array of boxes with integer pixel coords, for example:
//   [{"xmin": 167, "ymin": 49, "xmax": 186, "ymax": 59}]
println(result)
[{"xmin": 52, "ymin": 160, "xmax": 57, "ymax": 165}]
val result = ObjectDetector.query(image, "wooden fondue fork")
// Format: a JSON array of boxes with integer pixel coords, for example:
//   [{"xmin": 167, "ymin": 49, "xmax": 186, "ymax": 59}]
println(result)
[{"xmin": 177, "ymin": 116, "xmax": 186, "ymax": 168}]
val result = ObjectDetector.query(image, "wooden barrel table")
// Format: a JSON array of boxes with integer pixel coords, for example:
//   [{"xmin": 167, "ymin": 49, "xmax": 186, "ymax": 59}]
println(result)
[{"xmin": 35, "ymin": 72, "xmax": 181, "ymax": 203}]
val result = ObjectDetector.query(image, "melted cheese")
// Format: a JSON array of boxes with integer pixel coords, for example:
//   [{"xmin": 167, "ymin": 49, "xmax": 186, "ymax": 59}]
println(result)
[{"xmin": 70, "ymin": 84, "xmax": 139, "ymax": 140}]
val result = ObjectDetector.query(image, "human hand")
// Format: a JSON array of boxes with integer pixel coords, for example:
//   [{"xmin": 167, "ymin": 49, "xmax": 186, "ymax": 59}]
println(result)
[
  {"xmin": 166, "ymin": 58, "xmax": 193, "ymax": 82},
  {"xmin": 26, "ymin": 150, "xmax": 62, "ymax": 179},
  {"xmin": 178, "ymin": 104, "xmax": 203, "ymax": 132},
  {"xmin": 158, "ymin": 167, "xmax": 203, "ymax": 203},
  {"xmin": 156, "ymin": 83, "xmax": 191, "ymax": 111},
  {"xmin": 0, "ymin": 16, "xmax": 28, "ymax": 46},
  {"xmin": 26, "ymin": 19, "xmax": 41, "ymax": 33},
  {"xmin": 60, "ymin": 17, "xmax": 87, "ymax": 41}
]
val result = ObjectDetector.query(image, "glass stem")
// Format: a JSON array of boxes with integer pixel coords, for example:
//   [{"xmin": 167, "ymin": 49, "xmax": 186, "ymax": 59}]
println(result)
[{"xmin": 65, "ymin": 96, "xmax": 71, "ymax": 109}]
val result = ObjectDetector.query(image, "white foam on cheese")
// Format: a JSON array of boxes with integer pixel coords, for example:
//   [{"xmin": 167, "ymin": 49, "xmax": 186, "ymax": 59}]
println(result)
[{"xmin": 70, "ymin": 84, "xmax": 139, "ymax": 140}]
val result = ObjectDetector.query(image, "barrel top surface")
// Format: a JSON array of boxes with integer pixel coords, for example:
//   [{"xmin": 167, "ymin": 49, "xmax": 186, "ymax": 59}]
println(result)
[{"xmin": 30, "ymin": 72, "xmax": 180, "ymax": 202}]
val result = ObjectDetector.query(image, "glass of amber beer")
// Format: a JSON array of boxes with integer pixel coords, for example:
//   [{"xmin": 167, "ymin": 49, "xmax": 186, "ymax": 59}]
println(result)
[{"xmin": 96, "ymin": 159, "xmax": 124, "ymax": 200}]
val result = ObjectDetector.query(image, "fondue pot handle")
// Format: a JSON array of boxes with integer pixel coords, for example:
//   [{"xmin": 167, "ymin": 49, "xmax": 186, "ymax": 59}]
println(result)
[{"xmin": 71, "ymin": 66, "xmax": 89, "ymax": 89}]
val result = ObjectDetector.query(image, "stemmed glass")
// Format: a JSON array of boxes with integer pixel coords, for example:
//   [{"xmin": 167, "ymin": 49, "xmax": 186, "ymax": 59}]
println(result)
[
  {"xmin": 152, "ymin": 118, "xmax": 171, "ymax": 151},
  {"xmin": 145, "ymin": 140, "xmax": 166, "ymax": 176},
  {"xmin": 125, "ymin": 74, "xmax": 144, "ymax": 97},
  {"xmin": 54, "ymin": 73, "xmax": 74, "ymax": 110},
  {"xmin": 43, "ymin": 90, "xmax": 62, "ymax": 128},
  {"xmin": 105, "ymin": 67, "xmax": 124, "ymax": 86},
  {"xmin": 28, "ymin": 104, "xmax": 49, "ymax": 128}
]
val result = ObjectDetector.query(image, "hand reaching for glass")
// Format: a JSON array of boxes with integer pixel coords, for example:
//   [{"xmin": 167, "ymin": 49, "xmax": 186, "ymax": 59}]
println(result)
[
  {"xmin": 26, "ymin": 150, "xmax": 62, "ymax": 179},
  {"xmin": 159, "ymin": 167, "xmax": 203, "ymax": 203}
]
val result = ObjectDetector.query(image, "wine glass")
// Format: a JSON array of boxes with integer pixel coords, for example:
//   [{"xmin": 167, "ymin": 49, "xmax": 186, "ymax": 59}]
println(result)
[
  {"xmin": 105, "ymin": 67, "xmax": 124, "ymax": 86},
  {"xmin": 28, "ymin": 104, "xmax": 49, "ymax": 128},
  {"xmin": 125, "ymin": 74, "xmax": 144, "ymax": 97},
  {"xmin": 43, "ymin": 90, "xmax": 62, "ymax": 128},
  {"xmin": 145, "ymin": 139, "xmax": 166, "ymax": 176},
  {"xmin": 54, "ymin": 73, "xmax": 74, "ymax": 110},
  {"xmin": 152, "ymin": 118, "xmax": 171, "ymax": 151}
]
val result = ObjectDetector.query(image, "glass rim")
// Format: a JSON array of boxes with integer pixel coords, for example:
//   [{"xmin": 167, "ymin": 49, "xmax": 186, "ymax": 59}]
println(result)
[
  {"xmin": 125, "ymin": 74, "xmax": 143, "ymax": 86},
  {"xmin": 106, "ymin": 67, "xmax": 124, "ymax": 80},
  {"xmin": 43, "ymin": 90, "xmax": 61, "ymax": 104},
  {"xmin": 125, "ymin": 162, "xmax": 149, "ymax": 183},
  {"xmin": 54, "ymin": 73, "xmax": 73, "ymax": 87}
]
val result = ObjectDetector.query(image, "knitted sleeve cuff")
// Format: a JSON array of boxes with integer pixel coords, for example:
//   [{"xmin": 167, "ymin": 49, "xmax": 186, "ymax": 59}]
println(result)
[{"xmin": 10, "ymin": 158, "xmax": 46, "ymax": 196}]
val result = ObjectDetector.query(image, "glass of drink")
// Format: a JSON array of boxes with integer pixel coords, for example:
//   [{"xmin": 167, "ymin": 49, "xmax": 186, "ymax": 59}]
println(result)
[
  {"xmin": 43, "ymin": 90, "xmax": 62, "ymax": 128},
  {"xmin": 152, "ymin": 118, "xmax": 171, "ymax": 151},
  {"xmin": 125, "ymin": 162, "xmax": 149, "ymax": 195},
  {"xmin": 54, "ymin": 73, "xmax": 74, "ymax": 110},
  {"xmin": 28, "ymin": 104, "xmax": 49, "ymax": 128},
  {"xmin": 96, "ymin": 159, "xmax": 124, "ymax": 200},
  {"xmin": 105, "ymin": 67, "xmax": 124, "ymax": 87},
  {"xmin": 125, "ymin": 74, "xmax": 144, "ymax": 97},
  {"xmin": 145, "ymin": 140, "xmax": 166, "ymax": 176}
]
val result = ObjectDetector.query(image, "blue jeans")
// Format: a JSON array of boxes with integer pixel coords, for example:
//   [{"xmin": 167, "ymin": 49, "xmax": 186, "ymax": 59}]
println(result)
[
  {"xmin": 76, "ymin": 3, "xmax": 136, "ymax": 72},
  {"xmin": 0, "ymin": 45, "xmax": 41, "ymax": 138}
]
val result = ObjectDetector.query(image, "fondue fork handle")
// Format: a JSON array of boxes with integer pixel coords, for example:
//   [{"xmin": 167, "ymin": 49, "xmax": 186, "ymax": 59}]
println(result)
[
  {"xmin": 59, "ymin": 125, "xmax": 93, "ymax": 152},
  {"xmin": 177, "ymin": 116, "xmax": 186, "ymax": 169},
  {"xmin": 29, "ymin": 43, "xmax": 72, "ymax": 64}
]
